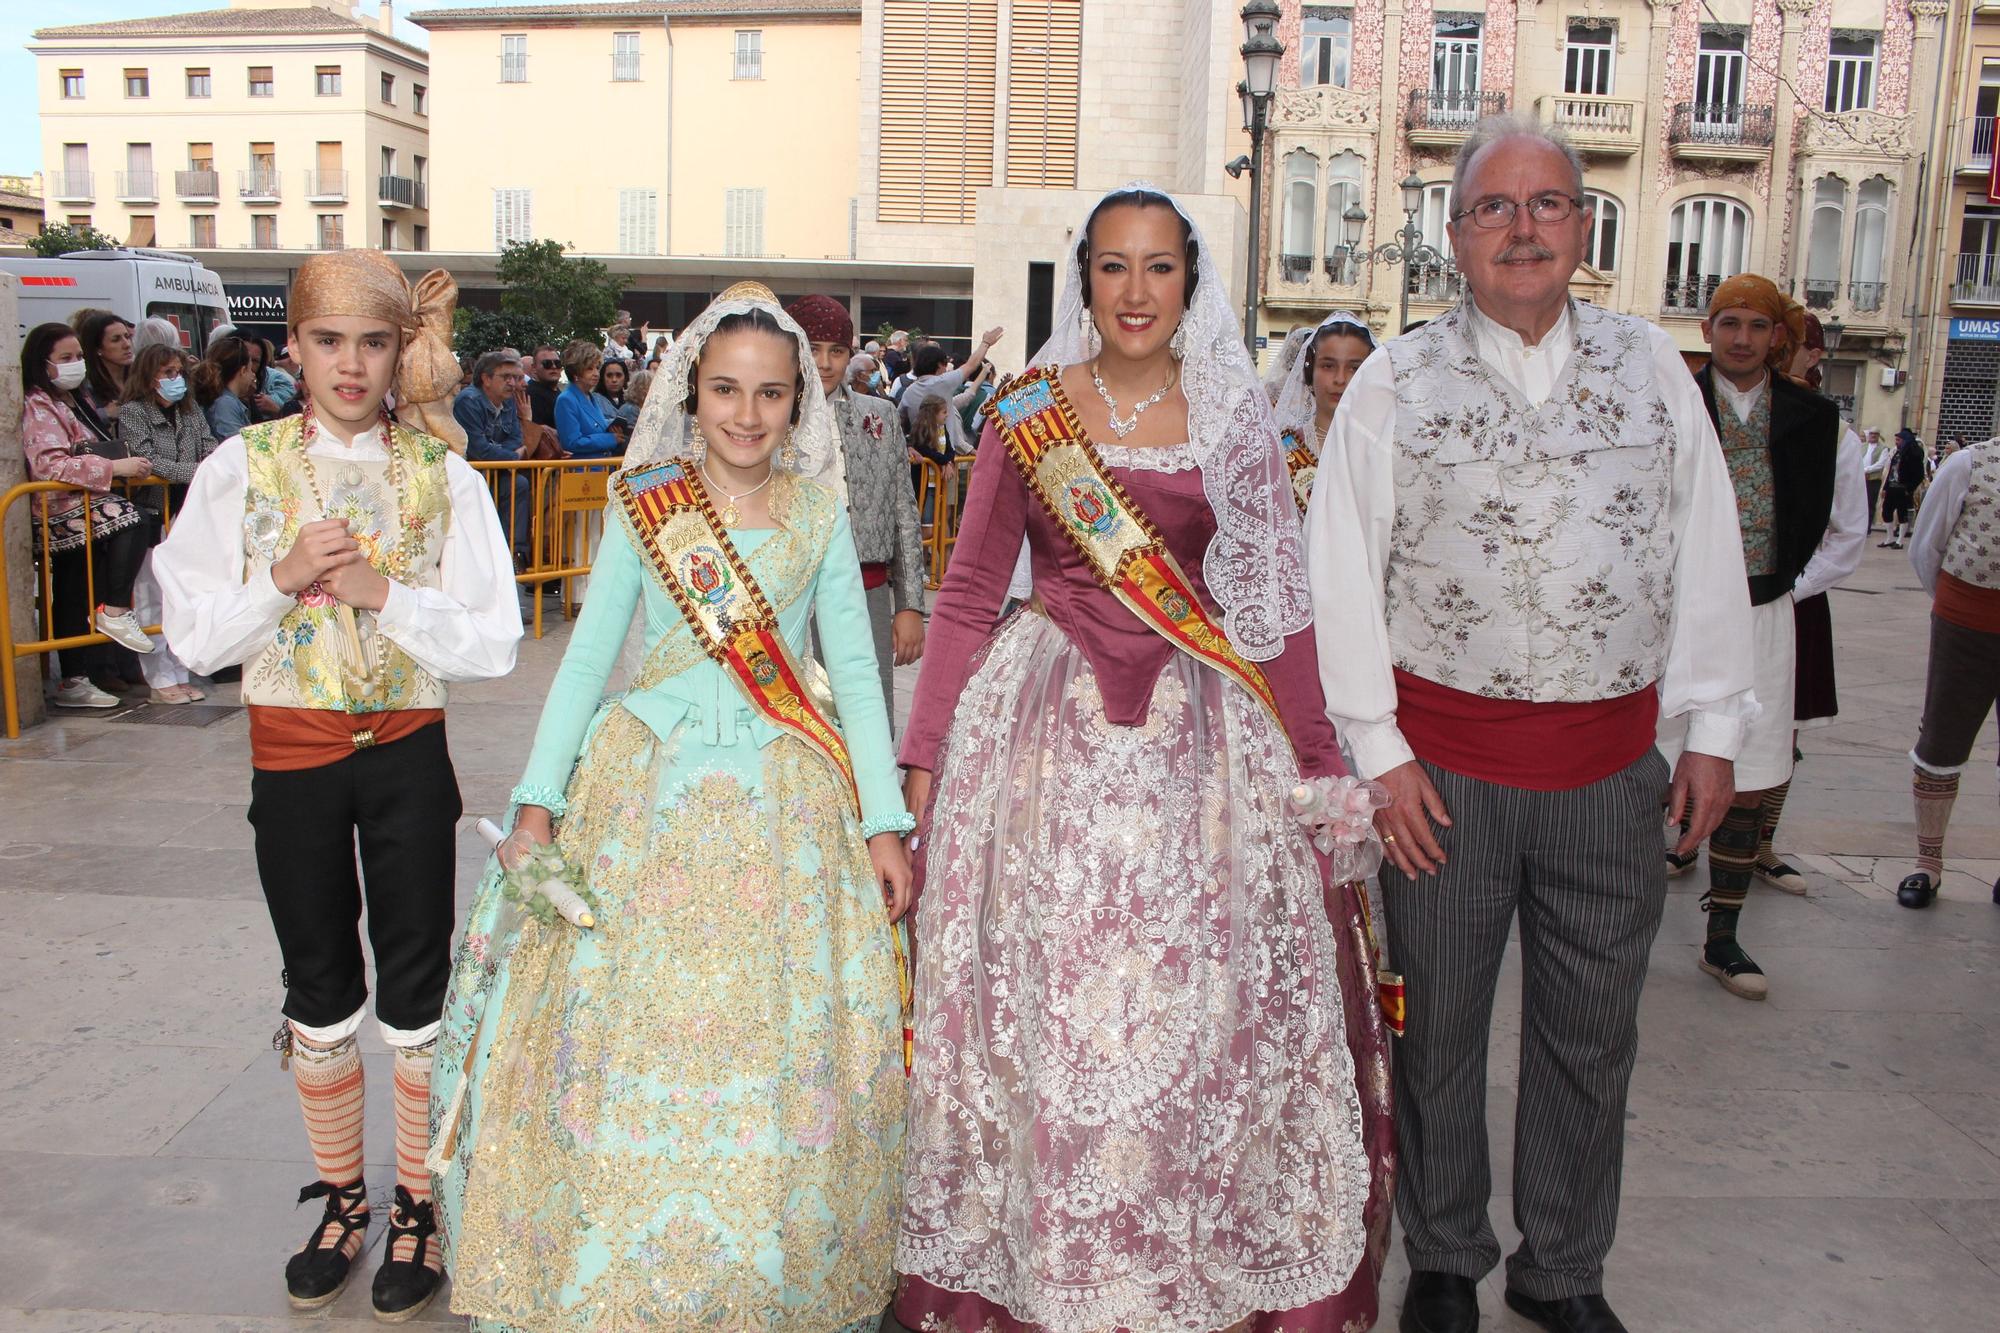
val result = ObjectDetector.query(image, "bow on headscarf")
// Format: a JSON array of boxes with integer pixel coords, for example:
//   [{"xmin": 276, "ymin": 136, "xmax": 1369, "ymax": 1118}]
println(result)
[
  {"xmin": 288, "ymin": 249, "xmax": 467, "ymax": 451},
  {"xmin": 1707, "ymin": 274, "xmax": 1806, "ymax": 369}
]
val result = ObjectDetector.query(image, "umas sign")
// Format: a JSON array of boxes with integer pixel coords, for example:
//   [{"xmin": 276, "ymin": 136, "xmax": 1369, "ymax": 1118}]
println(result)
[{"xmin": 1949, "ymin": 318, "xmax": 2000, "ymax": 343}]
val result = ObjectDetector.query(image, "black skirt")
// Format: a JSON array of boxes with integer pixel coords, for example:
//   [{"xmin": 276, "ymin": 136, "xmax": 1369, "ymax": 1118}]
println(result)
[{"xmin": 1794, "ymin": 591, "xmax": 1837, "ymax": 722}]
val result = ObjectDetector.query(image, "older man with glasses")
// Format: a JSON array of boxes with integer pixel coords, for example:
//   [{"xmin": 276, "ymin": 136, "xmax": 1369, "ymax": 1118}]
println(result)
[{"xmin": 1307, "ymin": 114, "xmax": 1757, "ymax": 1333}]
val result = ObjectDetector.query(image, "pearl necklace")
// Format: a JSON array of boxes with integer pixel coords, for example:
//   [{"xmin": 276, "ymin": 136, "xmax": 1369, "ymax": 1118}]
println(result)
[
  {"xmin": 700, "ymin": 457, "xmax": 774, "ymax": 526},
  {"xmin": 1090, "ymin": 359, "xmax": 1178, "ymax": 439}
]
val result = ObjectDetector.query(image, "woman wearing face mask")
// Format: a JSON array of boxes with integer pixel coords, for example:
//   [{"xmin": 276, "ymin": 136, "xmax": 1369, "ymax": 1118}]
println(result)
[
  {"xmin": 1272, "ymin": 311, "xmax": 1378, "ymax": 512},
  {"xmin": 193, "ymin": 336, "xmax": 258, "ymax": 441},
  {"xmin": 115, "ymin": 343, "xmax": 217, "ymax": 702},
  {"xmin": 20, "ymin": 322, "xmax": 156, "ymax": 709},
  {"xmin": 893, "ymin": 187, "xmax": 1394, "ymax": 1332}
]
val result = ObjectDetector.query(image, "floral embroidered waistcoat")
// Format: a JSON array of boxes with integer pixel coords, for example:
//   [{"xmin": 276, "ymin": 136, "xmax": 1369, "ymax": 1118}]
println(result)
[
  {"xmin": 240, "ymin": 416, "xmax": 452, "ymax": 712},
  {"xmin": 1944, "ymin": 442, "xmax": 2000, "ymax": 589},
  {"xmin": 1384, "ymin": 302, "xmax": 1677, "ymax": 702},
  {"xmin": 1716, "ymin": 391, "xmax": 1778, "ymax": 580}
]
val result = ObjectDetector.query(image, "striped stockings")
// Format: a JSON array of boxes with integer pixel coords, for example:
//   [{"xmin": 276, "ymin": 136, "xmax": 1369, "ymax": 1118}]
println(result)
[
  {"xmin": 1756, "ymin": 780, "xmax": 1791, "ymax": 870},
  {"xmin": 390, "ymin": 1041, "xmax": 440, "ymax": 1270},
  {"xmin": 291, "ymin": 1031, "xmax": 367, "ymax": 1261},
  {"xmin": 1913, "ymin": 767, "xmax": 1960, "ymax": 882},
  {"xmin": 1703, "ymin": 803, "xmax": 1764, "ymax": 917}
]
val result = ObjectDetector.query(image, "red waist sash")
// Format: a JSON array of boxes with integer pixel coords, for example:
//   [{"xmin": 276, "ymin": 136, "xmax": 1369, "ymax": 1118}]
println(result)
[{"xmin": 1393, "ymin": 669, "xmax": 1658, "ymax": 791}]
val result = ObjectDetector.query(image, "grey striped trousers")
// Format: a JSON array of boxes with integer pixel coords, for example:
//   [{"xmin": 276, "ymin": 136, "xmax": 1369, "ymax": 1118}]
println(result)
[{"xmin": 1380, "ymin": 749, "xmax": 1670, "ymax": 1301}]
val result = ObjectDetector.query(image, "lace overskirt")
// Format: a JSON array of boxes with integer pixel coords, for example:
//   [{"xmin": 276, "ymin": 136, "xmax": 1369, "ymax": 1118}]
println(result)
[{"xmin": 895, "ymin": 611, "xmax": 1391, "ymax": 1333}]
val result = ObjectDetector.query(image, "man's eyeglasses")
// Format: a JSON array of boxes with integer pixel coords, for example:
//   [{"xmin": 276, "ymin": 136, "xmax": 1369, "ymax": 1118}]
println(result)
[{"xmin": 1452, "ymin": 193, "xmax": 1585, "ymax": 230}]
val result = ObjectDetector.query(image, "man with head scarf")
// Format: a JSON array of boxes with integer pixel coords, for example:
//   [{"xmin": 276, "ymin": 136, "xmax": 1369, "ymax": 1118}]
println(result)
[
  {"xmin": 1653, "ymin": 275, "xmax": 1839, "ymax": 1001},
  {"xmin": 1311, "ymin": 117, "xmax": 1757, "ymax": 1333},
  {"xmin": 786, "ymin": 294, "xmax": 927, "ymax": 720},
  {"xmin": 153, "ymin": 248, "xmax": 522, "ymax": 1321}
]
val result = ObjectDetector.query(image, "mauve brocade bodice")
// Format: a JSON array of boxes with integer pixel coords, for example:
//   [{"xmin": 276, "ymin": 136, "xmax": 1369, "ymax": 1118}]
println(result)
[{"xmin": 898, "ymin": 422, "xmax": 1345, "ymax": 779}]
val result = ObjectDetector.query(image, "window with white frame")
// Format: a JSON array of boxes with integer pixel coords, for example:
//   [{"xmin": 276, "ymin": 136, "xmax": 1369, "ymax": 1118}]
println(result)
[
  {"xmin": 315, "ymin": 66, "xmax": 341, "ymax": 97},
  {"xmin": 1301, "ymin": 10, "xmax": 1352, "ymax": 88},
  {"xmin": 725, "ymin": 188, "xmax": 765, "ymax": 255},
  {"xmin": 494, "ymin": 188, "xmax": 533, "ymax": 246},
  {"xmin": 186, "ymin": 67, "xmax": 210, "ymax": 97},
  {"xmin": 1565, "ymin": 22, "xmax": 1615, "ymax": 96},
  {"xmin": 614, "ymin": 32, "xmax": 642, "ymax": 81},
  {"xmin": 734, "ymin": 30, "xmax": 763, "ymax": 79},
  {"xmin": 1664, "ymin": 196, "xmax": 1751, "ymax": 311},
  {"xmin": 1585, "ymin": 190, "xmax": 1621, "ymax": 271},
  {"xmin": 1432, "ymin": 18, "xmax": 1482, "ymax": 96},
  {"xmin": 1418, "ymin": 183, "xmax": 1454, "ymax": 257},
  {"xmin": 1825, "ymin": 34, "xmax": 1876, "ymax": 113},
  {"xmin": 1324, "ymin": 151, "xmax": 1365, "ymax": 281},
  {"xmin": 125, "ymin": 69, "xmax": 150, "ymax": 98},
  {"xmin": 1850, "ymin": 176, "xmax": 1889, "ymax": 307},
  {"xmin": 1805, "ymin": 177, "xmax": 1845, "ymax": 308},
  {"xmin": 1695, "ymin": 30, "xmax": 1746, "ymax": 116},
  {"xmin": 1281, "ymin": 149, "xmax": 1318, "ymax": 279},
  {"xmin": 617, "ymin": 188, "xmax": 658, "ymax": 254},
  {"xmin": 501, "ymin": 35, "xmax": 527, "ymax": 83}
]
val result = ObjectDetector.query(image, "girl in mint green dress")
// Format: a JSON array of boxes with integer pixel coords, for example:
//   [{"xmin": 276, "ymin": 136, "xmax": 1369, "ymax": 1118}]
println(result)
[{"xmin": 429, "ymin": 288, "xmax": 915, "ymax": 1331}]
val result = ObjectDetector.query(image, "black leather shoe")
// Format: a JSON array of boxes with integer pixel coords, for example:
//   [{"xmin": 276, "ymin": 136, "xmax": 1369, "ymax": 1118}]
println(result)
[
  {"xmin": 1898, "ymin": 872, "xmax": 1938, "ymax": 909},
  {"xmin": 1503, "ymin": 1288, "xmax": 1628, "ymax": 1333},
  {"xmin": 1401, "ymin": 1270, "xmax": 1479, "ymax": 1333}
]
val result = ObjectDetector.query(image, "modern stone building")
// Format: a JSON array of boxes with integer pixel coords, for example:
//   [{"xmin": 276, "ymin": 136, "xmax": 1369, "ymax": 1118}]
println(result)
[{"xmin": 28, "ymin": 0, "xmax": 433, "ymax": 255}]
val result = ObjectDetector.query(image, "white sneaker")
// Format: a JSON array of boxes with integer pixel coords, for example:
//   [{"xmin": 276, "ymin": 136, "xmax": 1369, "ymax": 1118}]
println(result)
[
  {"xmin": 53, "ymin": 676, "xmax": 119, "ymax": 709},
  {"xmin": 94, "ymin": 607, "xmax": 156, "ymax": 653}
]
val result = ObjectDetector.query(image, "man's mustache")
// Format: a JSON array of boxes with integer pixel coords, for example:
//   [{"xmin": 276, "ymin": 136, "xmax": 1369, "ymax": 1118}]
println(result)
[{"xmin": 1496, "ymin": 243, "xmax": 1555, "ymax": 263}]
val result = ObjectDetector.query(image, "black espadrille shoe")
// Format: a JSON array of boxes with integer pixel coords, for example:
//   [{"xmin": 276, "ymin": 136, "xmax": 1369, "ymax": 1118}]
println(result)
[
  {"xmin": 286, "ymin": 1178, "xmax": 369, "ymax": 1309},
  {"xmin": 1897, "ymin": 872, "xmax": 1938, "ymax": 909},
  {"xmin": 371, "ymin": 1185, "xmax": 443, "ymax": 1323}
]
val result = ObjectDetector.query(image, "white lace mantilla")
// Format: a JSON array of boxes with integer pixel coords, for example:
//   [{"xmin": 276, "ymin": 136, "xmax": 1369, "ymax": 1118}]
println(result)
[{"xmin": 1097, "ymin": 441, "xmax": 1200, "ymax": 473}]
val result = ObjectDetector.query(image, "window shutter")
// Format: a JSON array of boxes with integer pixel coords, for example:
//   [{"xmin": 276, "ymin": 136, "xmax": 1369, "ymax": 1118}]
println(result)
[
  {"xmin": 618, "ymin": 188, "xmax": 658, "ymax": 255},
  {"xmin": 494, "ymin": 188, "xmax": 532, "ymax": 247},
  {"xmin": 1004, "ymin": 0, "xmax": 1080, "ymax": 189},
  {"xmin": 879, "ymin": 0, "xmax": 998, "ymax": 223}
]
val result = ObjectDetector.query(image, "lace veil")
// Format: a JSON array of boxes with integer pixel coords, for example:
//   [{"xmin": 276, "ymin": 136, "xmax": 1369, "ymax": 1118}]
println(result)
[
  {"xmin": 1027, "ymin": 184, "xmax": 1309, "ymax": 662},
  {"xmin": 1271, "ymin": 310, "xmax": 1375, "ymax": 444},
  {"xmin": 1263, "ymin": 325, "xmax": 1316, "ymax": 407},
  {"xmin": 620, "ymin": 283, "xmax": 847, "ymax": 500}
]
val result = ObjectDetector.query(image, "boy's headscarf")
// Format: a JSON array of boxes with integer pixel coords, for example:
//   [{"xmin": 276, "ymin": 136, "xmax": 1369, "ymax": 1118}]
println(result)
[
  {"xmin": 1707, "ymin": 273, "xmax": 1807, "ymax": 369},
  {"xmin": 289, "ymin": 249, "xmax": 465, "ymax": 449}
]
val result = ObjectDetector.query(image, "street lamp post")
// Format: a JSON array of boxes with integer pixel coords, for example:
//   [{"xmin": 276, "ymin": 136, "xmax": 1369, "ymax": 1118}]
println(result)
[
  {"xmin": 1337, "ymin": 173, "xmax": 1457, "ymax": 334},
  {"xmin": 1236, "ymin": 0, "xmax": 1283, "ymax": 349}
]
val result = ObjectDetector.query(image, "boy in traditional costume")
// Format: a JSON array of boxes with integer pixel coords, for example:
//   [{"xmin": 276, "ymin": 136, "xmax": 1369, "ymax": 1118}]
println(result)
[{"xmin": 155, "ymin": 249, "xmax": 522, "ymax": 1319}]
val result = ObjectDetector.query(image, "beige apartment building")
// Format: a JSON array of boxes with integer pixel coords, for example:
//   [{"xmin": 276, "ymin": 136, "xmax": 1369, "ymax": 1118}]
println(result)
[
  {"xmin": 28, "ymin": 0, "xmax": 431, "ymax": 255},
  {"xmin": 415, "ymin": 0, "xmax": 862, "ymax": 264},
  {"xmin": 1910, "ymin": 1, "xmax": 2000, "ymax": 446},
  {"xmin": 1252, "ymin": 0, "xmax": 1953, "ymax": 439}
]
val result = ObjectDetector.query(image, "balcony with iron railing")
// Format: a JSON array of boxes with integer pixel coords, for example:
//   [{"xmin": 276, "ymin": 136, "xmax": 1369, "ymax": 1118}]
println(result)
[
  {"xmin": 1848, "ymin": 280, "xmax": 1886, "ymax": 313},
  {"xmin": 1663, "ymin": 273, "xmax": 1723, "ymax": 316},
  {"xmin": 238, "ymin": 169, "xmax": 281, "ymax": 202},
  {"xmin": 305, "ymin": 170, "xmax": 348, "ymax": 202},
  {"xmin": 1405, "ymin": 89, "xmax": 1507, "ymax": 146},
  {"xmin": 175, "ymin": 169, "xmax": 218, "ymax": 201},
  {"xmin": 1963, "ymin": 116, "xmax": 1997, "ymax": 176},
  {"xmin": 612, "ymin": 52, "xmax": 640, "ymax": 81},
  {"xmin": 1535, "ymin": 95, "xmax": 1640, "ymax": 155},
  {"xmin": 1803, "ymin": 278, "xmax": 1840, "ymax": 311},
  {"xmin": 1405, "ymin": 258, "xmax": 1464, "ymax": 305},
  {"xmin": 48, "ymin": 171, "xmax": 94, "ymax": 202},
  {"xmin": 1952, "ymin": 252, "xmax": 2000, "ymax": 306},
  {"xmin": 1669, "ymin": 103, "xmax": 1776, "ymax": 162},
  {"xmin": 115, "ymin": 170, "xmax": 158, "ymax": 202},
  {"xmin": 378, "ymin": 174, "xmax": 421, "ymax": 208},
  {"xmin": 1279, "ymin": 253, "xmax": 1313, "ymax": 285}
]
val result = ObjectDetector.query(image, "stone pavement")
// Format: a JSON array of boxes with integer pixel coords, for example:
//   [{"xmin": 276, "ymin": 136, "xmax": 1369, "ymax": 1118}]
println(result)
[{"xmin": 2, "ymin": 538, "xmax": 1998, "ymax": 1333}]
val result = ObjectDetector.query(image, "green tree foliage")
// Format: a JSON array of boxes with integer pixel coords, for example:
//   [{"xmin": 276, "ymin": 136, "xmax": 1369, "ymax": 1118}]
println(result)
[
  {"xmin": 28, "ymin": 222, "xmax": 119, "ymax": 257},
  {"xmin": 451, "ymin": 239, "xmax": 629, "ymax": 359}
]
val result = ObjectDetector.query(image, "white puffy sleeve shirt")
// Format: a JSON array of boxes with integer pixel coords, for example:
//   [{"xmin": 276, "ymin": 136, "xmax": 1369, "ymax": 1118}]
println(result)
[
  {"xmin": 1305, "ymin": 307, "xmax": 1758, "ymax": 779},
  {"xmin": 154, "ymin": 428, "xmax": 523, "ymax": 681}
]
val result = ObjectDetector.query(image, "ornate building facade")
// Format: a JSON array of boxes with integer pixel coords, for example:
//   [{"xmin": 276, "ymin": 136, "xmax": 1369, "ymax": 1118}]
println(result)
[{"xmin": 1255, "ymin": 0, "xmax": 1953, "ymax": 438}]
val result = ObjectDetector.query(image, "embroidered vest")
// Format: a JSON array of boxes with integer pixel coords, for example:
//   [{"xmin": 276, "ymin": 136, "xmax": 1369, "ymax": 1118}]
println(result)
[
  {"xmin": 1944, "ymin": 442, "xmax": 2000, "ymax": 590},
  {"xmin": 240, "ymin": 416, "xmax": 453, "ymax": 712},
  {"xmin": 1383, "ymin": 303, "xmax": 1677, "ymax": 702},
  {"xmin": 1716, "ymin": 389, "xmax": 1778, "ymax": 580}
]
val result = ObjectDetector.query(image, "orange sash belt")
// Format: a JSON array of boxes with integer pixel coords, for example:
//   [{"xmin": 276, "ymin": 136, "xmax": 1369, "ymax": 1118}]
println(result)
[{"xmin": 249, "ymin": 706, "xmax": 443, "ymax": 771}]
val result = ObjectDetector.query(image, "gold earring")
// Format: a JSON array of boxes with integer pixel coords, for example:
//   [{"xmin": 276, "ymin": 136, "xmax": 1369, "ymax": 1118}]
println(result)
[{"xmin": 780, "ymin": 429, "xmax": 797, "ymax": 469}]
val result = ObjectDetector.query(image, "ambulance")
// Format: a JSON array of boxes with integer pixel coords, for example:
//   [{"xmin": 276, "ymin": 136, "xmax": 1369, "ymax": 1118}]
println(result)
[{"xmin": 2, "ymin": 248, "xmax": 232, "ymax": 352}]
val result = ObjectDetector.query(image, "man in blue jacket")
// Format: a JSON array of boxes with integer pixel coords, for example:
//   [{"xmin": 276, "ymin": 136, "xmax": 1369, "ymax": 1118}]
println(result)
[{"xmin": 453, "ymin": 350, "xmax": 533, "ymax": 565}]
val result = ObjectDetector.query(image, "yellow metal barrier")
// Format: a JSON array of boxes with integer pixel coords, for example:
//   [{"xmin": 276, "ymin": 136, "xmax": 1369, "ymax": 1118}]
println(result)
[
  {"xmin": 912, "ymin": 454, "xmax": 973, "ymax": 589},
  {"xmin": 0, "ymin": 476, "xmax": 174, "ymax": 739},
  {"xmin": 468, "ymin": 457, "xmax": 615, "ymax": 640}
]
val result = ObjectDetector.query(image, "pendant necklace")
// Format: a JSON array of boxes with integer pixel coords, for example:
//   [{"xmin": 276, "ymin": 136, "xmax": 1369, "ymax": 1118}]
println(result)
[
  {"xmin": 700, "ymin": 458, "xmax": 774, "ymax": 526},
  {"xmin": 1090, "ymin": 359, "xmax": 1177, "ymax": 439}
]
